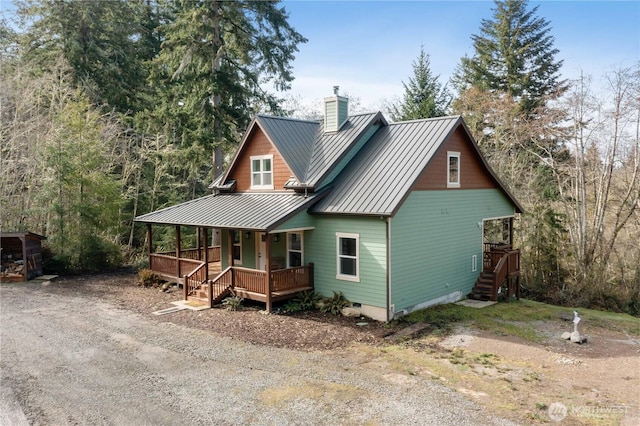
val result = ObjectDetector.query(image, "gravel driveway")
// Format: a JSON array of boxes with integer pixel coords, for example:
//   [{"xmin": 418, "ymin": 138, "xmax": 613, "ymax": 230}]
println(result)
[{"xmin": 1, "ymin": 281, "xmax": 515, "ymax": 425}]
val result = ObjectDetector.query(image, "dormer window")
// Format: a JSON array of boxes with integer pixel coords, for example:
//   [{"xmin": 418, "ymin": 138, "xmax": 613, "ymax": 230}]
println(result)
[
  {"xmin": 251, "ymin": 155, "xmax": 273, "ymax": 189},
  {"xmin": 447, "ymin": 151, "xmax": 460, "ymax": 188}
]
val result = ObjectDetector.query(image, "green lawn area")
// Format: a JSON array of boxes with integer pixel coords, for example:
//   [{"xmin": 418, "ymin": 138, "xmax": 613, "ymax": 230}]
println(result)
[{"xmin": 396, "ymin": 299, "xmax": 640, "ymax": 343}]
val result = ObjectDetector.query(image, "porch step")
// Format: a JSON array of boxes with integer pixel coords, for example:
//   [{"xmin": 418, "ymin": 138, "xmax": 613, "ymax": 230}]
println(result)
[{"xmin": 469, "ymin": 271, "xmax": 497, "ymax": 301}]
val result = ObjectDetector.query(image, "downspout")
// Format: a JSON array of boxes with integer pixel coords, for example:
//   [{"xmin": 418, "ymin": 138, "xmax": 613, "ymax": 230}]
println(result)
[{"xmin": 386, "ymin": 217, "xmax": 392, "ymax": 322}]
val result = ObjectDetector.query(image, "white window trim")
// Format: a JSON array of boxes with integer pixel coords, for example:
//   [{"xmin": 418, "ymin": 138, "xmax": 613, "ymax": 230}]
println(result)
[
  {"xmin": 472, "ymin": 254, "xmax": 477, "ymax": 272},
  {"xmin": 250, "ymin": 154, "xmax": 274, "ymax": 190},
  {"xmin": 286, "ymin": 232, "xmax": 303, "ymax": 268},
  {"xmin": 233, "ymin": 230, "xmax": 242, "ymax": 265},
  {"xmin": 336, "ymin": 232, "xmax": 360, "ymax": 282},
  {"xmin": 447, "ymin": 151, "xmax": 461, "ymax": 188}
]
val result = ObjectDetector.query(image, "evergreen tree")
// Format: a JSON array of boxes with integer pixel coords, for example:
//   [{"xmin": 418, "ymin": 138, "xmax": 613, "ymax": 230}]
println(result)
[
  {"xmin": 391, "ymin": 46, "xmax": 450, "ymax": 121},
  {"xmin": 17, "ymin": 0, "xmax": 157, "ymax": 114},
  {"xmin": 452, "ymin": 0, "xmax": 564, "ymax": 113},
  {"xmin": 148, "ymin": 0, "xmax": 306, "ymax": 193}
]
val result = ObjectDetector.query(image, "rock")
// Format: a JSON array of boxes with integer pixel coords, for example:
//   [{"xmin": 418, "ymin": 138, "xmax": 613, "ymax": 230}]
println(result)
[
  {"xmin": 342, "ymin": 307, "xmax": 361, "ymax": 317},
  {"xmin": 561, "ymin": 332, "xmax": 571, "ymax": 340},
  {"xmin": 570, "ymin": 331, "xmax": 581, "ymax": 343}
]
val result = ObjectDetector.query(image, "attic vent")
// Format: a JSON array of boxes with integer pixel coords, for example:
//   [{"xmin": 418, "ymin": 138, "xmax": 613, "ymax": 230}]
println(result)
[{"xmin": 324, "ymin": 88, "xmax": 348, "ymax": 132}]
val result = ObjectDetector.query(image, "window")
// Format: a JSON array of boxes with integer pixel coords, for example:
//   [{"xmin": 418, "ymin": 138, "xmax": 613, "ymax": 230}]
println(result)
[
  {"xmin": 287, "ymin": 232, "xmax": 303, "ymax": 268},
  {"xmin": 447, "ymin": 151, "xmax": 460, "ymax": 188},
  {"xmin": 232, "ymin": 230, "xmax": 242, "ymax": 264},
  {"xmin": 250, "ymin": 155, "xmax": 273, "ymax": 189},
  {"xmin": 336, "ymin": 232, "xmax": 359, "ymax": 282},
  {"xmin": 472, "ymin": 254, "xmax": 477, "ymax": 272}
]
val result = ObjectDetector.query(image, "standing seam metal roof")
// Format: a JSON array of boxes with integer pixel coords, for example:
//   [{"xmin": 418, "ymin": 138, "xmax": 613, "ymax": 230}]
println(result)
[
  {"xmin": 256, "ymin": 115, "xmax": 318, "ymax": 181},
  {"xmin": 311, "ymin": 116, "xmax": 461, "ymax": 215},
  {"xmin": 135, "ymin": 192, "xmax": 317, "ymax": 231}
]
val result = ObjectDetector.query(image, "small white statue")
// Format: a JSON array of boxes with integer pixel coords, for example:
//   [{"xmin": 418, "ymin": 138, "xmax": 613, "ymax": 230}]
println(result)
[{"xmin": 570, "ymin": 310, "xmax": 582, "ymax": 343}]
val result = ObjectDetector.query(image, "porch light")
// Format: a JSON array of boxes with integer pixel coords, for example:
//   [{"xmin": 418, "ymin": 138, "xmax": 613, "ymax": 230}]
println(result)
[
  {"xmin": 245, "ymin": 231, "xmax": 251, "ymax": 239},
  {"xmin": 273, "ymin": 234, "xmax": 280, "ymax": 243}
]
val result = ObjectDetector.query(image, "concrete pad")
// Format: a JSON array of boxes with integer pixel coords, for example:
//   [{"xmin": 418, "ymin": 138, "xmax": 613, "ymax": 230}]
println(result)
[
  {"xmin": 170, "ymin": 300, "xmax": 210, "ymax": 311},
  {"xmin": 152, "ymin": 306, "xmax": 187, "ymax": 315},
  {"xmin": 455, "ymin": 299, "xmax": 497, "ymax": 308}
]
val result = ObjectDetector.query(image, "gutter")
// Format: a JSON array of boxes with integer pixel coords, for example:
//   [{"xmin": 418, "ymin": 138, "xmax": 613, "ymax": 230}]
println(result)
[{"xmin": 386, "ymin": 216, "xmax": 392, "ymax": 322}]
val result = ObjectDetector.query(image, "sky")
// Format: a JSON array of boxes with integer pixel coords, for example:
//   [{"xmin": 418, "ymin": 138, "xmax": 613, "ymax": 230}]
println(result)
[{"xmin": 281, "ymin": 0, "xmax": 640, "ymax": 109}]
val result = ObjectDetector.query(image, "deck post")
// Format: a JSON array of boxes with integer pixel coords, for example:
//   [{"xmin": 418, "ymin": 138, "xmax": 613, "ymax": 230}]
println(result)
[
  {"xmin": 309, "ymin": 262, "xmax": 314, "ymax": 289},
  {"xmin": 203, "ymin": 227, "xmax": 209, "ymax": 280},
  {"xmin": 228, "ymin": 230, "xmax": 235, "ymax": 267},
  {"xmin": 196, "ymin": 227, "xmax": 200, "ymax": 260},
  {"xmin": 175, "ymin": 225, "xmax": 181, "ymax": 282},
  {"xmin": 146, "ymin": 224, "xmax": 152, "ymax": 265},
  {"xmin": 265, "ymin": 234, "xmax": 272, "ymax": 313}
]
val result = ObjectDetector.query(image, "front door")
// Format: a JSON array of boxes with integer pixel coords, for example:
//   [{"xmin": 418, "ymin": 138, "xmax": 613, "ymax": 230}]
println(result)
[{"xmin": 256, "ymin": 232, "xmax": 266, "ymax": 270}]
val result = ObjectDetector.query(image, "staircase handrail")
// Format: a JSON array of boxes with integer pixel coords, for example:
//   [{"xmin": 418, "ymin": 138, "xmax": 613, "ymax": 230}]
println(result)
[
  {"xmin": 491, "ymin": 249, "xmax": 520, "ymax": 296},
  {"xmin": 184, "ymin": 261, "xmax": 207, "ymax": 298}
]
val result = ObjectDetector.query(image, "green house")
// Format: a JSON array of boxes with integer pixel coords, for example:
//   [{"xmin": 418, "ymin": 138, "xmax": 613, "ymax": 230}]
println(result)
[{"xmin": 136, "ymin": 92, "xmax": 523, "ymax": 321}]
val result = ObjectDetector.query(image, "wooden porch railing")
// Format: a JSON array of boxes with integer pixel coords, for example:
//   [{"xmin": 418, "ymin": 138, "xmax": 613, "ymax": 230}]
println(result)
[
  {"xmin": 149, "ymin": 253, "xmax": 203, "ymax": 280},
  {"xmin": 490, "ymin": 248, "xmax": 521, "ymax": 300},
  {"xmin": 271, "ymin": 264, "xmax": 314, "ymax": 292},
  {"xmin": 156, "ymin": 246, "xmax": 221, "ymax": 262},
  {"xmin": 184, "ymin": 262, "xmax": 207, "ymax": 299},
  {"xmin": 234, "ymin": 267, "xmax": 267, "ymax": 293}
]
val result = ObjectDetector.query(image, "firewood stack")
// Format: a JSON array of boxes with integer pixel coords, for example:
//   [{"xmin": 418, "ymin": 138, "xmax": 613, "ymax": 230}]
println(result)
[{"xmin": 0, "ymin": 261, "xmax": 26, "ymax": 282}]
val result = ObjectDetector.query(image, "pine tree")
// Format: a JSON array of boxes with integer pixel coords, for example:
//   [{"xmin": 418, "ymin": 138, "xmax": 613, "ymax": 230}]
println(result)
[
  {"xmin": 390, "ymin": 46, "xmax": 450, "ymax": 121},
  {"xmin": 453, "ymin": 0, "xmax": 565, "ymax": 113}
]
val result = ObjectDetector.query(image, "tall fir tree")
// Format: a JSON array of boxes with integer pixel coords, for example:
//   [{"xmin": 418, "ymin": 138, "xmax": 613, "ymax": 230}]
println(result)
[
  {"xmin": 17, "ymin": 0, "xmax": 158, "ymax": 114},
  {"xmin": 390, "ymin": 46, "xmax": 450, "ymax": 121},
  {"xmin": 452, "ymin": 0, "xmax": 565, "ymax": 113},
  {"xmin": 149, "ymin": 0, "xmax": 307, "ymax": 193}
]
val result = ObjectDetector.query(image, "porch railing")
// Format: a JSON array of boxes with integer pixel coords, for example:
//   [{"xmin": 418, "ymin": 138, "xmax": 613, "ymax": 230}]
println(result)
[
  {"xmin": 234, "ymin": 267, "xmax": 267, "ymax": 293},
  {"xmin": 483, "ymin": 243, "xmax": 513, "ymax": 271},
  {"xmin": 272, "ymin": 264, "xmax": 314, "ymax": 293},
  {"xmin": 156, "ymin": 245, "xmax": 221, "ymax": 263},
  {"xmin": 149, "ymin": 253, "xmax": 203, "ymax": 278},
  {"xmin": 185, "ymin": 262, "xmax": 207, "ymax": 298}
]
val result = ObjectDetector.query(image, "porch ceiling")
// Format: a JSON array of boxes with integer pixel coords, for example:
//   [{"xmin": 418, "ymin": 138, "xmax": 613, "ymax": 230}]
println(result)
[{"xmin": 135, "ymin": 192, "xmax": 317, "ymax": 231}]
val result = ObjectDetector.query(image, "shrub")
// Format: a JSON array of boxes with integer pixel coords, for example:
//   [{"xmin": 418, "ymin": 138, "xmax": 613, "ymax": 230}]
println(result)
[
  {"xmin": 136, "ymin": 269, "xmax": 161, "ymax": 288},
  {"xmin": 294, "ymin": 290, "xmax": 321, "ymax": 311},
  {"xmin": 320, "ymin": 291, "xmax": 350, "ymax": 315},
  {"xmin": 222, "ymin": 295, "xmax": 244, "ymax": 311},
  {"xmin": 282, "ymin": 300, "xmax": 302, "ymax": 313}
]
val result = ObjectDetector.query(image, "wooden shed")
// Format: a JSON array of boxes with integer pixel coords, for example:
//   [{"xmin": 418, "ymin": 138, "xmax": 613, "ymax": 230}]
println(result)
[{"xmin": 0, "ymin": 232, "xmax": 46, "ymax": 282}]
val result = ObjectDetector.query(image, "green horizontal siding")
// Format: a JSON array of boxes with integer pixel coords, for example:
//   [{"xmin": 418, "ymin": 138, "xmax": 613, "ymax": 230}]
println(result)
[
  {"xmin": 390, "ymin": 189, "xmax": 515, "ymax": 312},
  {"xmin": 305, "ymin": 215, "xmax": 387, "ymax": 308},
  {"xmin": 274, "ymin": 210, "xmax": 315, "ymax": 231}
]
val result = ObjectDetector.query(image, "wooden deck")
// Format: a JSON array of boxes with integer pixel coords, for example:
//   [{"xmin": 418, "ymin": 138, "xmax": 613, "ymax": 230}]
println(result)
[{"xmin": 147, "ymin": 246, "xmax": 313, "ymax": 311}]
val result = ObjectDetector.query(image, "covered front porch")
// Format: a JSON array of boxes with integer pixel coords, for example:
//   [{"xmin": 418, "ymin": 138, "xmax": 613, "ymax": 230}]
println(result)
[{"xmin": 144, "ymin": 224, "xmax": 313, "ymax": 312}]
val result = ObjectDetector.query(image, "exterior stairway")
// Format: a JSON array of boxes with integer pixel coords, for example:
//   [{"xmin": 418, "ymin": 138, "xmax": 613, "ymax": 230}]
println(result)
[
  {"xmin": 468, "ymin": 244, "xmax": 521, "ymax": 302},
  {"xmin": 468, "ymin": 271, "xmax": 497, "ymax": 301},
  {"xmin": 187, "ymin": 280, "xmax": 232, "ymax": 305}
]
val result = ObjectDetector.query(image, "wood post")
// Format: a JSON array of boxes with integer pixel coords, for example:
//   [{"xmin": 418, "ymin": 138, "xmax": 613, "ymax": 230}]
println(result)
[
  {"xmin": 228, "ymin": 230, "xmax": 235, "ymax": 267},
  {"xmin": 203, "ymin": 227, "xmax": 209, "ymax": 280},
  {"xmin": 309, "ymin": 262, "xmax": 314, "ymax": 289},
  {"xmin": 175, "ymin": 225, "xmax": 181, "ymax": 281},
  {"xmin": 265, "ymin": 233, "xmax": 272, "ymax": 313}
]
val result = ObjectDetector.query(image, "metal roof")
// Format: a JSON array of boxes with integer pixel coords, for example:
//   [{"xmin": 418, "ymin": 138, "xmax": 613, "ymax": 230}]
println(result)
[
  {"xmin": 135, "ymin": 192, "xmax": 317, "ymax": 231},
  {"xmin": 311, "ymin": 116, "xmax": 461, "ymax": 215},
  {"xmin": 256, "ymin": 115, "xmax": 318, "ymax": 181},
  {"xmin": 305, "ymin": 112, "xmax": 385, "ymax": 186}
]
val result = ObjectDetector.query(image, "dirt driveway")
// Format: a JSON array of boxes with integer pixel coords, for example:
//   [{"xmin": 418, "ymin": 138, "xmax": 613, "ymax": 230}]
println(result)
[{"xmin": 0, "ymin": 275, "xmax": 514, "ymax": 425}]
